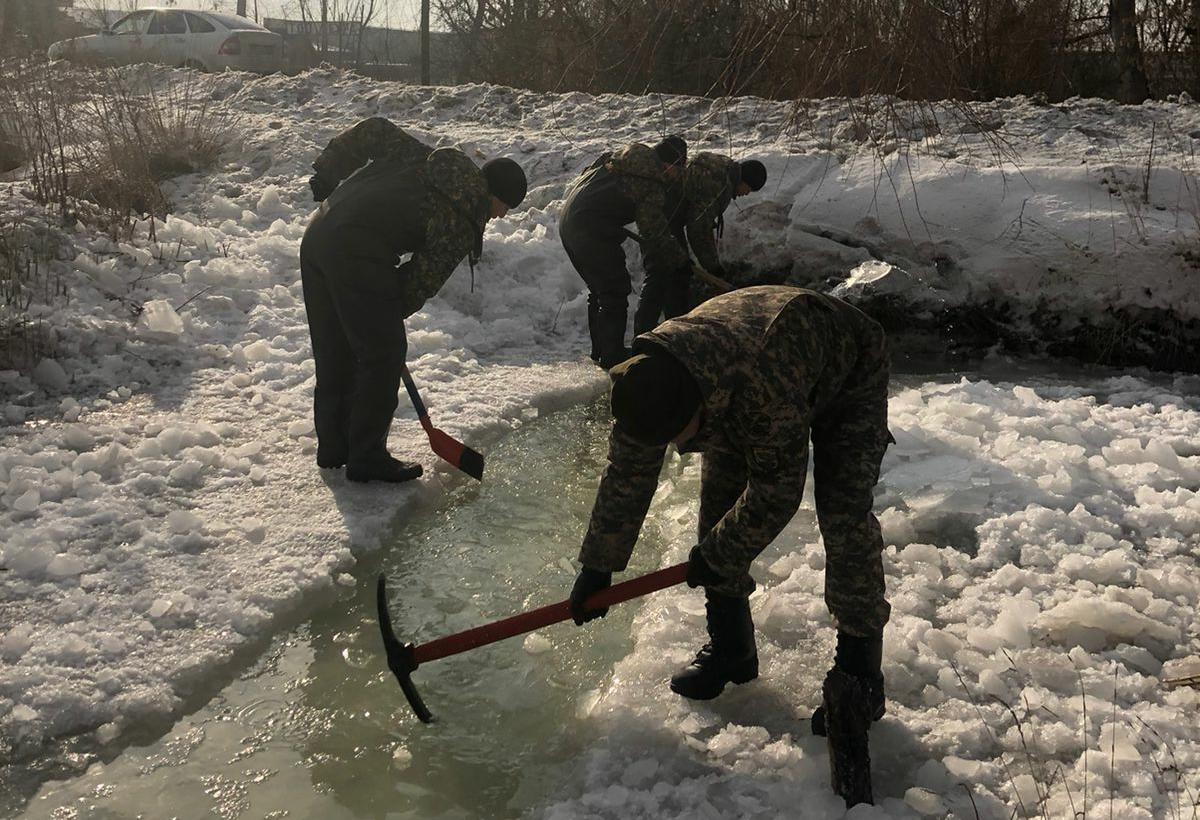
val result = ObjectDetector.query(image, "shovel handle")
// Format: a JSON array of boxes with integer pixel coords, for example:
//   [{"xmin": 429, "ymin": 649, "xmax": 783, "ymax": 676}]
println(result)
[
  {"xmin": 400, "ymin": 367, "xmax": 428, "ymax": 419},
  {"xmin": 412, "ymin": 562, "xmax": 689, "ymax": 666}
]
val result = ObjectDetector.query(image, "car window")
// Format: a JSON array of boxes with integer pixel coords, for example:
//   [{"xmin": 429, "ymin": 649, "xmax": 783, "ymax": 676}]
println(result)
[
  {"xmin": 184, "ymin": 13, "xmax": 216, "ymax": 33},
  {"xmin": 111, "ymin": 10, "xmax": 152, "ymax": 35},
  {"xmin": 204, "ymin": 12, "xmax": 268, "ymax": 31},
  {"xmin": 148, "ymin": 11, "xmax": 187, "ymax": 35}
]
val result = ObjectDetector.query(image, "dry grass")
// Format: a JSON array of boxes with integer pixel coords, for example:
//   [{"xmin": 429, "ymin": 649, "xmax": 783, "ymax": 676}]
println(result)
[
  {"xmin": 0, "ymin": 57, "xmax": 239, "ymax": 237},
  {"xmin": 0, "ymin": 222, "xmax": 64, "ymax": 372},
  {"xmin": 0, "ymin": 57, "xmax": 238, "ymax": 370}
]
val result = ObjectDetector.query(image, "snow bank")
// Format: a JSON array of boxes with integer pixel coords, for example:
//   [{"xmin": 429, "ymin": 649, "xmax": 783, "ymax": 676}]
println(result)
[{"xmin": 543, "ymin": 375, "xmax": 1200, "ymax": 819}]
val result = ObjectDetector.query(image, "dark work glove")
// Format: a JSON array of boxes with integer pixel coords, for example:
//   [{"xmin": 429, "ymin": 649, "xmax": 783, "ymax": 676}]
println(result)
[
  {"xmin": 309, "ymin": 173, "xmax": 335, "ymax": 202},
  {"xmin": 570, "ymin": 567, "xmax": 612, "ymax": 625},
  {"xmin": 685, "ymin": 544, "xmax": 724, "ymax": 588}
]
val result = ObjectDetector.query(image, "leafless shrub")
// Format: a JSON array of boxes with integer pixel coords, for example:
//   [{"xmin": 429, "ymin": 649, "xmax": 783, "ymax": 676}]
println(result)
[
  {"xmin": 0, "ymin": 222, "xmax": 64, "ymax": 372},
  {"xmin": 431, "ymin": 1, "xmax": 1200, "ymax": 103},
  {"xmin": 0, "ymin": 58, "xmax": 239, "ymax": 237}
]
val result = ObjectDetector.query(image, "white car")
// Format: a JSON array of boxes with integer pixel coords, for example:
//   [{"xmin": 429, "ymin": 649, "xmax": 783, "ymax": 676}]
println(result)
[{"xmin": 48, "ymin": 8, "xmax": 283, "ymax": 74}]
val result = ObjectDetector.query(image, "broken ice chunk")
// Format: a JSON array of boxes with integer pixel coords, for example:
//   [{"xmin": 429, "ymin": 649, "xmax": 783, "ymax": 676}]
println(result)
[
  {"xmin": 32, "ymin": 358, "xmax": 70, "ymax": 392},
  {"xmin": 137, "ymin": 300, "xmax": 184, "ymax": 342}
]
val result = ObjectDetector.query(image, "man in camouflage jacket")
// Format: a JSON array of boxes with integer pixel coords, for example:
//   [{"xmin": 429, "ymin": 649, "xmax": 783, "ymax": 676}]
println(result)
[
  {"xmin": 559, "ymin": 136, "xmax": 689, "ymax": 369},
  {"xmin": 634, "ymin": 153, "xmax": 767, "ymax": 334},
  {"xmin": 300, "ymin": 117, "xmax": 527, "ymax": 483},
  {"xmin": 568, "ymin": 286, "xmax": 891, "ymax": 802}
]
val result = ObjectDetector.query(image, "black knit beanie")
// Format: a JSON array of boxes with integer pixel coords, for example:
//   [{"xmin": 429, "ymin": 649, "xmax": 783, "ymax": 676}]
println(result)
[
  {"xmin": 481, "ymin": 157, "xmax": 527, "ymax": 208},
  {"xmin": 653, "ymin": 135, "xmax": 687, "ymax": 168},
  {"xmin": 739, "ymin": 159, "xmax": 767, "ymax": 191},
  {"xmin": 609, "ymin": 352, "xmax": 701, "ymax": 445}
]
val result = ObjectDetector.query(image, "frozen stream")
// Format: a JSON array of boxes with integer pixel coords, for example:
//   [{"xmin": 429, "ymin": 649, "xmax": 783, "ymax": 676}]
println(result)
[{"xmin": 13, "ymin": 365, "xmax": 1200, "ymax": 820}]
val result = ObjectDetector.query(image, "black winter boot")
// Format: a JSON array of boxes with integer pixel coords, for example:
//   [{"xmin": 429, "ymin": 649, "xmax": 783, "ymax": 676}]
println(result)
[
  {"xmin": 669, "ymin": 591, "xmax": 758, "ymax": 700},
  {"xmin": 824, "ymin": 668, "xmax": 875, "ymax": 806},
  {"xmin": 812, "ymin": 632, "xmax": 885, "ymax": 736},
  {"xmin": 596, "ymin": 303, "xmax": 631, "ymax": 370},
  {"xmin": 346, "ymin": 454, "xmax": 423, "ymax": 483}
]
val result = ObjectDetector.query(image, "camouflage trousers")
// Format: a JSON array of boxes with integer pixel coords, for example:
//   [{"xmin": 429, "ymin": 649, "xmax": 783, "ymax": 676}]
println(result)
[{"xmin": 698, "ymin": 350, "xmax": 892, "ymax": 638}]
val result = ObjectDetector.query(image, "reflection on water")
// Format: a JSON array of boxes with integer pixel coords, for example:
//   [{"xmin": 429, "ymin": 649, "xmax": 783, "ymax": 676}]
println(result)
[{"xmin": 20, "ymin": 399, "xmax": 668, "ymax": 820}]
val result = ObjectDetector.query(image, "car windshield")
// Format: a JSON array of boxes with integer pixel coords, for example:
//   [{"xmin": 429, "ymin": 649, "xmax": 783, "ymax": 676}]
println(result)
[
  {"xmin": 110, "ymin": 10, "xmax": 152, "ymax": 35},
  {"xmin": 203, "ymin": 12, "xmax": 268, "ymax": 31}
]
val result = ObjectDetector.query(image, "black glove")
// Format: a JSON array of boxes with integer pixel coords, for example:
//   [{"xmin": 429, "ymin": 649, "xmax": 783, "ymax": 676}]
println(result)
[
  {"xmin": 309, "ymin": 174, "xmax": 335, "ymax": 202},
  {"xmin": 569, "ymin": 567, "xmax": 612, "ymax": 625},
  {"xmin": 685, "ymin": 544, "xmax": 724, "ymax": 588}
]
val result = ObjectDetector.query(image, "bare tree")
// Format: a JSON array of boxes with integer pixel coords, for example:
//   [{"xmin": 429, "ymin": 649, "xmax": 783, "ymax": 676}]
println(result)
[
  {"xmin": 1193, "ymin": 0, "xmax": 1200, "ymax": 98},
  {"xmin": 1109, "ymin": 0, "xmax": 1150, "ymax": 101},
  {"xmin": 421, "ymin": 0, "xmax": 431, "ymax": 83}
]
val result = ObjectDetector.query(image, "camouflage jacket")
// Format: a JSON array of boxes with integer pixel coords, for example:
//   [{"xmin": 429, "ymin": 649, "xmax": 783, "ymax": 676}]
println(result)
[
  {"xmin": 578, "ymin": 286, "xmax": 888, "ymax": 578},
  {"xmin": 312, "ymin": 119, "xmax": 490, "ymax": 319},
  {"xmin": 562, "ymin": 143, "xmax": 688, "ymax": 271},
  {"xmin": 311, "ymin": 116, "xmax": 433, "ymax": 197},
  {"xmin": 607, "ymin": 143, "xmax": 688, "ymax": 272},
  {"xmin": 403, "ymin": 148, "xmax": 489, "ymax": 318},
  {"xmin": 679, "ymin": 152, "xmax": 738, "ymax": 273}
]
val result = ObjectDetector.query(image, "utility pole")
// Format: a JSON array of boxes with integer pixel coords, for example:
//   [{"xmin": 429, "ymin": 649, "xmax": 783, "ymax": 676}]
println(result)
[
  {"xmin": 320, "ymin": 0, "xmax": 328, "ymax": 60},
  {"xmin": 420, "ymin": 0, "xmax": 430, "ymax": 84}
]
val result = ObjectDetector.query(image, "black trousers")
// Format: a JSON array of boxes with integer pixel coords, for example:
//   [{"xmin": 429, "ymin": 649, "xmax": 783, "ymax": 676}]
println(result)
[
  {"xmin": 300, "ymin": 225, "xmax": 407, "ymax": 467},
  {"xmin": 560, "ymin": 216, "xmax": 631, "ymax": 363},
  {"xmin": 634, "ymin": 262, "xmax": 692, "ymax": 335}
]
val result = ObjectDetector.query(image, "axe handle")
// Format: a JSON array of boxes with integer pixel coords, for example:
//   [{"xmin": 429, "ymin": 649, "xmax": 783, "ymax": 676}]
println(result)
[
  {"xmin": 692, "ymin": 264, "xmax": 733, "ymax": 293},
  {"xmin": 412, "ymin": 562, "xmax": 689, "ymax": 665}
]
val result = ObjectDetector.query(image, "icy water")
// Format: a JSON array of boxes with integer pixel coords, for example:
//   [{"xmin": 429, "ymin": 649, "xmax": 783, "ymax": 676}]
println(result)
[
  {"xmin": 14, "ymin": 361, "xmax": 1188, "ymax": 820},
  {"xmin": 17, "ymin": 398, "xmax": 671, "ymax": 820}
]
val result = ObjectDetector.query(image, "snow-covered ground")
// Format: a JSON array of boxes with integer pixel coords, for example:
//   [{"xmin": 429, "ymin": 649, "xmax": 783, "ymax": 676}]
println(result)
[
  {"xmin": 544, "ymin": 372, "xmax": 1200, "ymax": 819},
  {"xmin": 1, "ymin": 67, "xmax": 1199, "ymax": 816}
]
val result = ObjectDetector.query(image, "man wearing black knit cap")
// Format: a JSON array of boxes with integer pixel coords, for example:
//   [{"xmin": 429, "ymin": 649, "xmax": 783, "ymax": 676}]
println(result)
[
  {"xmin": 569, "ymin": 285, "xmax": 892, "ymax": 807},
  {"xmin": 559, "ymin": 136, "xmax": 691, "ymax": 369},
  {"xmin": 635, "ymin": 154, "xmax": 767, "ymax": 334},
  {"xmin": 301, "ymin": 117, "xmax": 527, "ymax": 482}
]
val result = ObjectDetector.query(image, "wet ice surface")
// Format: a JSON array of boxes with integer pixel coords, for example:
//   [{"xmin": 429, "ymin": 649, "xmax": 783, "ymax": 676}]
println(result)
[
  {"xmin": 17, "ymin": 399, "xmax": 665, "ymax": 819},
  {"xmin": 16, "ymin": 366, "xmax": 1200, "ymax": 820}
]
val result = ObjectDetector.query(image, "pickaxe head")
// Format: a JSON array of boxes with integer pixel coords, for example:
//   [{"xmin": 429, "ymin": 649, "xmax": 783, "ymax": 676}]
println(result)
[{"xmin": 376, "ymin": 576, "xmax": 434, "ymax": 723}]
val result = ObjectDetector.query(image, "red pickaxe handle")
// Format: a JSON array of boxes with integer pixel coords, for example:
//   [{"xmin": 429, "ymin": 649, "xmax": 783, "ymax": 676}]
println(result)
[{"xmin": 412, "ymin": 562, "xmax": 689, "ymax": 665}]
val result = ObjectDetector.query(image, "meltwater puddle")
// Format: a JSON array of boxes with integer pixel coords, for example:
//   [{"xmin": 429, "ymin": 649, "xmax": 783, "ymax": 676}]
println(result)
[{"xmin": 19, "ymin": 399, "xmax": 669, "ymax": 820}]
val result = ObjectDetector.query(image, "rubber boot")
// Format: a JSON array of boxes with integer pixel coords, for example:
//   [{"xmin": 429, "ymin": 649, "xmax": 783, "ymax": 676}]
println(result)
[
  {"xmin": 669, "ymin": 590, "xmax": 758, "ymax": 700},
  {"xmin": 824, "ymin": 668, "xmax": 875, "ymax": 807},
  {"xmin": 812, "ymin": 633, "xmax": 885, "ymax": 737},
  {"xmin": 586, "ymin": 294, "xmax": 602, "ymax": 364},
  {"xmin": 596, "ymin": 302, "xmax": 631, "ymax": 370},
  {"xmin": 316, "ymin": 446, "xmax": 348, "ymax": 469}
]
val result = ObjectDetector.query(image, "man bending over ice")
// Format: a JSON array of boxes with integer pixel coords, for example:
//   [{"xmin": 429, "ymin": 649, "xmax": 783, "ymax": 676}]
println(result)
[{"xmin": 567, "ymin": 285, "xmax": 892, "ymax": 806}]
